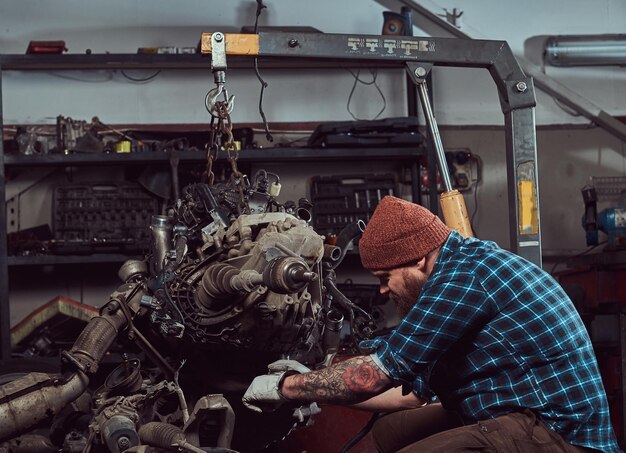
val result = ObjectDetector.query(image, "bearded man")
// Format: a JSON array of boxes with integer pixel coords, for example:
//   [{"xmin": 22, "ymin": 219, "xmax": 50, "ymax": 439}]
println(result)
[{"xmin": 243, "ymin": 196, "xmax": 619, "ymax": 453}]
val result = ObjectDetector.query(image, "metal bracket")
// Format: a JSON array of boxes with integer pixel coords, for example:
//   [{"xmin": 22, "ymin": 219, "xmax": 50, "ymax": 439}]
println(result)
[
  {"xmin": 503, "ymin": 77, "xmax": 536, "ymax": 113},
  {"xmin": 405, "ymin": 62, "xmax": 433, "ymax": 83},
  {"xmin": 211, "ymin": 32, "xmax": 227, "ymax": 72}
]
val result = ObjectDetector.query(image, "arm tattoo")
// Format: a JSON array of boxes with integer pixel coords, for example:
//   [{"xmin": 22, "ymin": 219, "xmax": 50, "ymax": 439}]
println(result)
[{"xmin": 283, "ymin": 355, "xmax": 392, "ymax": 404}]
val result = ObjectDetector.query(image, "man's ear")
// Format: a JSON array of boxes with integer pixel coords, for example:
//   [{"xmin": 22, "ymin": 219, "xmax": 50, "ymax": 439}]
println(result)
[{"xmin": 415, "ymin": 257, "xmax": 427, "ymax": 271}]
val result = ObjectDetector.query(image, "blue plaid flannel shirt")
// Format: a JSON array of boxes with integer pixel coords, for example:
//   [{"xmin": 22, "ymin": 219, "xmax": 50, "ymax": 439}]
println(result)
[{"xmin": 360, "ymin": 231, "xmax": 620, "ymax": 452}]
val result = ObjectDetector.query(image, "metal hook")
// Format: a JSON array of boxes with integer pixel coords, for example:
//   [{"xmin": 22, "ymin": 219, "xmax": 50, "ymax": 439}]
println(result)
[
  {"xmin": 205, "ymin": 85, "xmax": 223, "ymax": 116},
  {"xmin": 205, "ymin": 86, "xmax": 235, "ymax": 116},
  {"xmin": 222, "ymin": 89, "xmax": 236, "ymax": 115}
]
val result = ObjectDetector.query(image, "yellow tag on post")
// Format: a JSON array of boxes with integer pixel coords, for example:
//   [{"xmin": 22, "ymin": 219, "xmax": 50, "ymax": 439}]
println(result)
[{"xmin": 518, "ymin": 180, "xmax": 538, "ymax": 234}]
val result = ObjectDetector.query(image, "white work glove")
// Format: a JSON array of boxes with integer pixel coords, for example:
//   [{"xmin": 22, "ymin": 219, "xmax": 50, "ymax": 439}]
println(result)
[{"xmin": 242, "ymin": 359, "xmax": 311, "ymax": 413}]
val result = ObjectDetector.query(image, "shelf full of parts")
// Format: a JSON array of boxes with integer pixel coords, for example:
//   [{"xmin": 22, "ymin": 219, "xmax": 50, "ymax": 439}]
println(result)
[
  {"xmin": 0, "ymin": 58, "xmax": 427, "ymax": 365},
  {"xmin": 0, "ymin": 33, "xmax": 540, "ymax": 365}
]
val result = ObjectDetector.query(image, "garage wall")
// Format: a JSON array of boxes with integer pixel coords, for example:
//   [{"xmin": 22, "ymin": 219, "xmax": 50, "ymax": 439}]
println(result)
[
  {"xmin": 2, "ymin": 0, "xmax": 626, "ymax": 323},
  {"xmin": 1, "ymin": 0, "xmax": 625, "ymax": 125}
]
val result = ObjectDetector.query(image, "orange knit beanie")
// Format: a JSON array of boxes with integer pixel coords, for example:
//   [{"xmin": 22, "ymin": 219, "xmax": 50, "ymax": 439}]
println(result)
[{"xmin": 359, "ymin": 196, "xmax": 451, "ymax": 270}]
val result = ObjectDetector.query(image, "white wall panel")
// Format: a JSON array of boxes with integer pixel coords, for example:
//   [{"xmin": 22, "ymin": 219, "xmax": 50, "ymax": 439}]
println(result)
[{"xmin": 1, "ymin": 0, "xmax": 624, "ymax": 126}]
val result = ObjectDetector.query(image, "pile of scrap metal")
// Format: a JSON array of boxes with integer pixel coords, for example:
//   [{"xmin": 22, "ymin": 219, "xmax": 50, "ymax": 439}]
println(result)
[{"xmin": 0, "ymin": 168, "xmax": 375, "ymax": 453}]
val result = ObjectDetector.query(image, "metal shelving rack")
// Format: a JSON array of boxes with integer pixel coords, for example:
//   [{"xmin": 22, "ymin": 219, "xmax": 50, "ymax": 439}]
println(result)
[
  {"xmin": 0, "ymin": 52, "xmax": 428, "ymax": 360},
  {"xmin": 0, "ymin": 35, "xmax": 540, "ymax": 362},
  {"xmin": 0, "ymin": 53, "xmax": 404, "ymax": 71},
  {"xmin": 3, "ymin": 146, "xmax": 421, "ymax": 167},
  {"xmin": 4, "ymin": 146, "xmax": 423, "ymax": 269}
]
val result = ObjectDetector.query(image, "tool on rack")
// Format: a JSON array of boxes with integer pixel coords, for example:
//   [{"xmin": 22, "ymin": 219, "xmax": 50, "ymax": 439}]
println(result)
[
  {"xmin": 582, "ymin": 178, "xmax": 626, "ymax": 249},
  {"xmin": 405, "ymin": 63, "xmax": 474, "ymax": 237},
  {"xmin": 26, "ymin": 40, "xmax": 67, "ymax": 54}
]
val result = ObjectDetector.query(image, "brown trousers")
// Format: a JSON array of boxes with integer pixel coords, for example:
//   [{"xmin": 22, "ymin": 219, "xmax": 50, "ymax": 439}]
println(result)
[{"xmin": 371, "ymin": 403, "xmax": 597, "ymax": 453}]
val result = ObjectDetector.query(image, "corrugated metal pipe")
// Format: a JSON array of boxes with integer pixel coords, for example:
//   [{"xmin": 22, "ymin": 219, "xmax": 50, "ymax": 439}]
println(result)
[
  {"xmin": 0, "ymin": 307, "xmax": 127, "ymax": 441},
  {"xmin": 545, "ymin": 34, "xmax": 626, "ymax": 66}
]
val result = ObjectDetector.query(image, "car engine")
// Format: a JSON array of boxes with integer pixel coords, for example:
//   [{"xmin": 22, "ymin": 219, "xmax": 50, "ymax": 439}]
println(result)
[{"xmin": 0, "ymin": 168, "xmax": 375, "ymax": 452}]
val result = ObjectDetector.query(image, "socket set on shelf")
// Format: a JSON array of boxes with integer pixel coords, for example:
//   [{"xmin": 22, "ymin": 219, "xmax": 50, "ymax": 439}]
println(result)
[
  {"xmin": 309, "ymin": 173, "xmax": 398, "ymax": 241},
  {"xmin": 52, "ymin": 182, "xmax": 159, "ymax": 254}
]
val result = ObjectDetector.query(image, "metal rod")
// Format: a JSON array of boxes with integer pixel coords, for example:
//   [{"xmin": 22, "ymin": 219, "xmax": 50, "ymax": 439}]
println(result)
[
  {"xmin": 0, "ymin": 64, "xmax": 10, "ymax": 362},
  {"xmin": 410, "ymin": 162, "xmax": 421, "ymax": 206},
  {"xmin": 621, "ymin": 310, "xmax": 626, "ymax": 447},
  {"xmin": 416, "ymin": 81, "xmax": 453, "ymax": 192}
]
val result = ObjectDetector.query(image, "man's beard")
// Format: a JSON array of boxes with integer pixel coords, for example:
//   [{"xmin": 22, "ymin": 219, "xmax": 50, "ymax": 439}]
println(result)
[
  {"xmin": 395, "ymin": 296, "xmax": 416, "ymax": 318},
  {"xmin": 393, "ymin": 267, "xmax": 426, "ymax": 318}
]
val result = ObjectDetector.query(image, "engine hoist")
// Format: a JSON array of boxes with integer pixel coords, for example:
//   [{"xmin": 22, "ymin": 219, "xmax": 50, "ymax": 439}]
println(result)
[{"xmin": 200, "ymin": 30, "xmax": 541, "ymax": 266}]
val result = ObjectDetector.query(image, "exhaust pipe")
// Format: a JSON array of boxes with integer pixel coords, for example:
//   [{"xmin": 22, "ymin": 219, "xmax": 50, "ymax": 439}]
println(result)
[
  {"xmin": 0, "ymin": 290, "xmax": 131, "ymax": 442},
  {"xmin": 0, "ymin": 371, "xmax": 88, "ymax": 441}
]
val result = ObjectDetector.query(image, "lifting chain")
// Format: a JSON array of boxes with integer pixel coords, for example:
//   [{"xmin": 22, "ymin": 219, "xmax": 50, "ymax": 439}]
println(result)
[
  {"xmin": 205, "ymin": 116, "xmax": 219, "ymax": 186},
  {"xmin": 205, "ymin": 93, "xmax": 248, "ymax": 210}
]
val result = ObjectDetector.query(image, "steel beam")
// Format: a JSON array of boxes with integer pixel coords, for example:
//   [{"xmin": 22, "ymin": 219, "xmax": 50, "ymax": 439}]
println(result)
[
  {"xmin": 388, "ymin": 0, "xmax": 626, "ymax": 143},
  {"xmin": 0, "ymin": 64, "xmax": 10, "ymax": 362}
]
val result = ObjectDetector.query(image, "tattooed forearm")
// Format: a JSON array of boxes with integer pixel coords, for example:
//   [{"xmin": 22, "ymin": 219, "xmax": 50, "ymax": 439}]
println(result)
[{"xmin": 280, "ymin": 355, "xmax": 392, "ymax": 404}]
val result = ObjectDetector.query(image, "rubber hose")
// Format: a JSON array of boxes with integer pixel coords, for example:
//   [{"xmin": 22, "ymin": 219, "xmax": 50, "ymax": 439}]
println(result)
[{"xmin": 332, "ymin": 220, "xmax": 366, "ymax": 269}]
